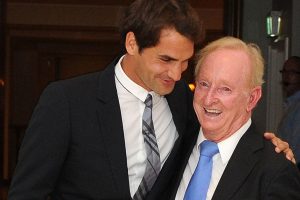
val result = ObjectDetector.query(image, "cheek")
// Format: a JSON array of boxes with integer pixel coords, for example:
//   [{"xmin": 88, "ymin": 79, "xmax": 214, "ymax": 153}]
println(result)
[
  {"xmin": 226, "ymin": 96, "xmax": 249, "ymax": 114},
  {"xmin": 193, "ymin": 99, "xmax": 200, "ymax": 112},
  {"xmin": 151, "ymin": 63, "xmax": 169, "ymax": 76},
  {"xmin": 291, "ymin": 76, "xmax": 300, "ymax": 83},
  {"xmin": 193, "ymin": 100, "xmax": 202, "ymax": 122},
  {"xmin": 193, "ymin": 91, "xmax": 205, "ymax": 111},
  {"xmin": 141, "ymin": 62, "xmax": 160, "ymax": 79},
  {"xmin": 193, "ymin": 89, "xmax": 203, "ymax": 103}
]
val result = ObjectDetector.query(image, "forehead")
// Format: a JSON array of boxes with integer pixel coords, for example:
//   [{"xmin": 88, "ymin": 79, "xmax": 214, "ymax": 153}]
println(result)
[
  {"xmin": 284, "ymin": 59, "xmax": 300, "ymax": 71},
  {"xmin": 200, "ymin": 48, "xmax": 251, "ymax": 84},
  {"xmin": 154, "ymin": 28, "xmax": 194, "ymax": 59}
]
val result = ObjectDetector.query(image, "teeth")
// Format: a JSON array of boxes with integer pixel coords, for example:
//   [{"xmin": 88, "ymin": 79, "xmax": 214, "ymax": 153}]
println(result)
[{"xmin": 205, "ymin": 108, "xmax": 221, "ymax": 114}]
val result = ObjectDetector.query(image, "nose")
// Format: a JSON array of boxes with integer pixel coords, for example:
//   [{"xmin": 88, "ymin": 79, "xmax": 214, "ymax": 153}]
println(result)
[
  {"xmin": 204, "ymin": 87, "xmax": 218, "ymax": 105},
  {"xmin": 168, "ymin": 64, "xmax": 184, "ymax": 81}
]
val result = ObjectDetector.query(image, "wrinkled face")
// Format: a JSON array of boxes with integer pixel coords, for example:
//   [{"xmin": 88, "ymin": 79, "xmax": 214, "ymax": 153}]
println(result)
[
  {"xmin": 193, "ymin": 48, "xmax": 261, "ymax": 141},
  {"xmin": 124, "ymin": 28, "xmax": 194, "ymax": 95},
  {"xmin": 281, "ymin": 60, "xmax": 300, "ymax": 97}
]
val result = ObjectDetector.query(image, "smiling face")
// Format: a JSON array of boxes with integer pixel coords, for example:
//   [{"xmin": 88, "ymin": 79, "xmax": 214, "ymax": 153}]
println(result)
[
  {"xmin": 122, "ymin": 28, "xmax": 194, "ymax": 95},
  {"xmin": 193, "ymin": 48, "xmax": 261, "ymax": 142}
]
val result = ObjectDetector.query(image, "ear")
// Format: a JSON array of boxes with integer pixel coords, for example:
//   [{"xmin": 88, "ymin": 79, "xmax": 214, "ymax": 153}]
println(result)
[
  {"xmin": 125, "ymin": 32, "xmax": 139, "ymax": 55},
  {"xmin": 246, "ymin": 86, "xmax": 262, "ymax": 112}
]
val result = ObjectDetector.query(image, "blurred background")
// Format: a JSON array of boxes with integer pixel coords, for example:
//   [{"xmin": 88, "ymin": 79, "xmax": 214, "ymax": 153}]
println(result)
[{"xmin": 0, "ymin": 0, "xmax": 300, "ymax": 198}]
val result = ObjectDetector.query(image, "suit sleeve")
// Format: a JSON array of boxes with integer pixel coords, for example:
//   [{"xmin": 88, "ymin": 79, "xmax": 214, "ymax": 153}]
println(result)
[
  {"xmin": 8, "ymin": 82, "xmax": 71, "ymax": 199},
  {"xmin": 264, "ymin": 162, "xmax": 300, "ymax": 199}
]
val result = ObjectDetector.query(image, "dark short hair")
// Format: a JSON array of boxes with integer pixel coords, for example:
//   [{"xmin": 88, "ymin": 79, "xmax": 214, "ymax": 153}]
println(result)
[
  {"xmin": 119, "ymin": 0, "xmax": 201, "ymax": 53},
  {"xmin": 284, "ymin": 56, "xmax": 300, "ymax": 68}
]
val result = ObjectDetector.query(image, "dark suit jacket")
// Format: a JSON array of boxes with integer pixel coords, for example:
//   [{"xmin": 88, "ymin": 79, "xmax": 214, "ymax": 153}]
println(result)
[
  {"xmin": 8, "ymin": 58, "xmax": 199, "ymax": 200},
  {"xmin": 167, "ymin": 124, "xmax": 300, "ymax": 200}
]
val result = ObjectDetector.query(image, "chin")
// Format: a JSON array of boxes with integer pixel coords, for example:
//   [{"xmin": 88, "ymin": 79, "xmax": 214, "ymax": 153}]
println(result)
[
  {"xmin": 156, "ymin": 86, "xmax": 174, "ymax": 96},
  {"xmin": 202, "ymin": 127, "xmax": 216, "ymax": 133},
  {"xmin": 201, "ymin": 122, "xmax": 220, "ymax": 133}
]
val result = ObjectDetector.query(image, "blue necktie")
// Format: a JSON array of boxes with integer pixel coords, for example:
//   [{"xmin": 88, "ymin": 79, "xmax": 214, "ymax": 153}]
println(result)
[{"xmin": 184, "ymin": 140, "xmax": 219, "ymax": 200}]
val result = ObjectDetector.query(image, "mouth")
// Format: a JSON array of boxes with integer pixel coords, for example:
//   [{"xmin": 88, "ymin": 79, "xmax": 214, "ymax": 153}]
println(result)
[
  {"xmin": 204, "ymin": 107, "xmax": 222, "ymax": 117},
  {"xmin": 162, "ymin": 78, "xmax": 175, "ymax": 86}
]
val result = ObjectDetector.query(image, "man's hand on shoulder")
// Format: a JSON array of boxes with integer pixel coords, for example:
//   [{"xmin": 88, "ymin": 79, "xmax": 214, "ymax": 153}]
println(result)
[{"xmin": 264, "ymin": 132, "xmax": 296, "ymax": 164}]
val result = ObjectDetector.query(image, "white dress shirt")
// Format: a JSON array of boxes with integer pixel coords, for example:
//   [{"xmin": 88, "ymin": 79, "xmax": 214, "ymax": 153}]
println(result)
[
  {"xmin": 176, "ymin": 119, "xmax": 251, "ymax": 200},
  {"xmin": 114, "ymin": 55, "xmax": 179, "ymax": 197}
]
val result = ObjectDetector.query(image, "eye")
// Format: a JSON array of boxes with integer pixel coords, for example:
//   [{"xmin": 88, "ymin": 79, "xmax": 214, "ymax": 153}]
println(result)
[
  {"xmin": 218, "ymin": 87, "xmax": 232, "ymax": 95},
  {"xmin": 222, "ymin": 87, "xmax": 231, "ymax": 92},
  {"xmin": 198, "ymin": 81, "xmax": 209, "ymax": 88},
  {"xmin": 159, "ymin": 56, "xmax": 172, "ymax": 63},
  {"xmin": 160, "ymin": 58, "xmax": 170, "ymax": 62}
]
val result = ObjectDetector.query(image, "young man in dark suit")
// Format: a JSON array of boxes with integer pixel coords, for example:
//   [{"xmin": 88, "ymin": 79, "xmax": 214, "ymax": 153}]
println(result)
[
  {"xmin": 8, "ymin": 1, "xmax": 294, "ymax": 200},
  {"xmin": 8, "ymin": 1, "xmax": 201, "ymax": 199}
]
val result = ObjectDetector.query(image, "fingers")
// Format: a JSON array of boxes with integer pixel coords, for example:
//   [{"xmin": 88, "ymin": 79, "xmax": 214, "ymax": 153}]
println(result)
[
  {"xmin": 263, "ymin": 132, "xmax": 296, "ymax": 164},
  {"xmin": 275, "ymin": 140, "xmax": 289, "ymax": 153},
  {"xmin": 264, "ymin": 132, "xmax": 288, "ymax": 151},
  {"xmin": 263, "ymin": 132, "xmax": 275, "ymax": 140},
  {"xmin": 284, "ymin": 148, "xmax": 296, "ymax": 164},
  {"xmin": 264, "ymin": 132, "xmax": 281, "ymax": 151}
]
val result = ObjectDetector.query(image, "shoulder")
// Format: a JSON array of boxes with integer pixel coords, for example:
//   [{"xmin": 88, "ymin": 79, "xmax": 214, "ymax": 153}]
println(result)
[
  {"xmin": 260, "ymin": 139, "xmax": 297, "ymax": 175},
  {"xmin": 39, "ymin": 71, "xmax": 102, "ymax": 106},
  {"xmin": 174, "ymin": 80, "xmax": 191, "ymax": 92},
  {"xmin": 53, "ymin": 71, "xmax": 101, "ymax": 90},
  {"xmin": 168, "ymin": 80, "xmax": 193, "ymax": 100},
  {"xmin": 241, "ymin": 126, "xmax": 294, "ymax": 173},
  {"xmin": 260, "ymin": 139, "xmax": 300, "ymax": 197},
  {"xmin": 45, "ymin": 57, "xmax": 118, "ymax": 95}
]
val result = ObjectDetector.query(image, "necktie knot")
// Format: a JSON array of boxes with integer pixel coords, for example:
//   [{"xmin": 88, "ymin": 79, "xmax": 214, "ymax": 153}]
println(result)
[
  {"xmin": 144, "ymin": 94, "xmax": 153, "ymax": 108},
  {"xmin": 200, "ymin": 140, "xmax": 219, "ymax": 159}
]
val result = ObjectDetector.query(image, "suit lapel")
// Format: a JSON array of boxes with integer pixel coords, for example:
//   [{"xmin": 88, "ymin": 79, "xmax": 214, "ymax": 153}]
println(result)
[
  {"xmin": 164, "ymin": 83, "xmax": 199, "ymax": 199},
  {"xmin": 147, "ymin": 84, "xmax": 187, "ymax": 199},
  {"xmin": 212, "ymin": 124, "xmax": 264, "ymax": 200},
  {"xmin": 165, "ymin": 82, "xmax": 189, "ymax": 138},
  {"xmin": 169, "ymin": 131, "xmax": 197, "ymax": 199},
  {"xmin": 147, "ymin": 82, "xmax": 193, "ymax": 199},
  {"xmin": 96, "ymin": 59, "xmax": 131, "ymax": 197}
]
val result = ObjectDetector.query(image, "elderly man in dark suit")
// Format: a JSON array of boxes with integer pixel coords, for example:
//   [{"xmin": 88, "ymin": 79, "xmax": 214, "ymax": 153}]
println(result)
[
  {"xmin": 8, "ymin": 1, "xmax": 294, "ymax": 200},
  {"xmin": 172, "ymin": 37, "xmax": 300, "ymax": 200}
]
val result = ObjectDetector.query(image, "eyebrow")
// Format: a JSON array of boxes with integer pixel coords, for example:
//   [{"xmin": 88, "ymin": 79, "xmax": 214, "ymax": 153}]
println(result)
[
  {"xmin": 158, "ymin": 54, "xmax": 190, "ymax": 62},
  {"xmin": 158, "ymin": 55, "xmax": 178, "ymax": 61}
]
